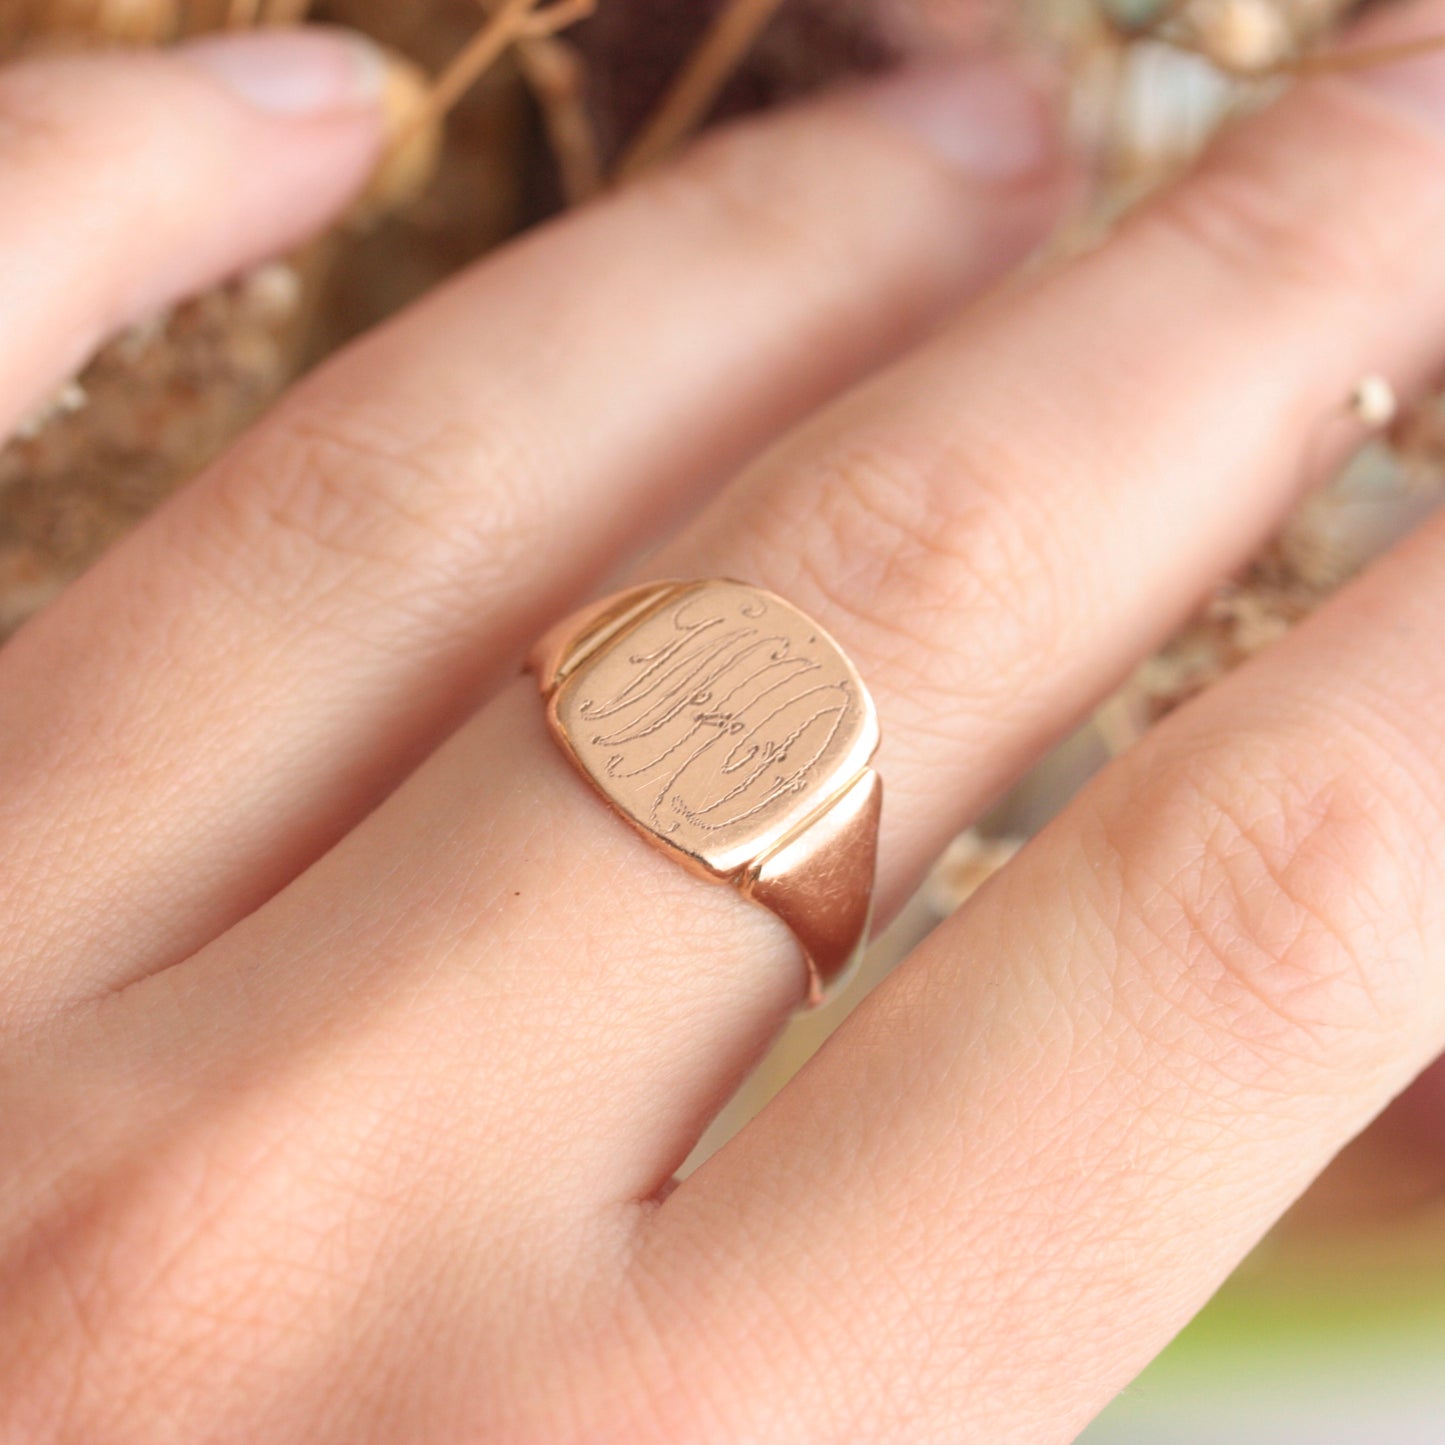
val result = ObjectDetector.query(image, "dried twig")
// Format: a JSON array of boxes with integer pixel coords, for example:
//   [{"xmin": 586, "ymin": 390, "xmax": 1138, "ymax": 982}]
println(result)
[
  {"xmin": 260, "ymin": 0, "xmax": 313, "ymax": 23},
  {"xmin": 517, "ymin": 0, "xmax": 595, "ymax": 38},
  {"xmin": 617, "ymin": 0, "xmax": 791, "ymax": 179},
  {"xmin": 1286, "ymin": 29, "xmax": 1445, "ymax": 75},
  {"xmin": 409, "ymin": 0, "xmax": 588, "ymax": 139},
  {"xmin": 467, "ymin": 0, "xmax": 600, "ymax": 203},
  {"xmin": 1142, "ymin": 0, "xmax": 1445, "ymax": 81},
  {"xmin": 517, "ymin": 33, "xmax": 604, "ymax": 203},
  {"xmin": 0, "ymin": 2, "xmax": 25, "ymax": 46},
  {"xmin": 1153, "ymin": 23, "xmax": 1445, "ymax": 79}
]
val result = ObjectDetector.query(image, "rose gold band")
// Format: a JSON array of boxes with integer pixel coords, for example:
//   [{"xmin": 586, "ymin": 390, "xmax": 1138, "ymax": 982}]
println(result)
[{"xmin": 528, "ymin": 580, "xmax": 882, "ymax": 1006}]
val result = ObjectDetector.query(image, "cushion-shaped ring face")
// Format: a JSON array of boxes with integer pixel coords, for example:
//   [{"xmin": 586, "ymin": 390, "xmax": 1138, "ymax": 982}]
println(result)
[{"xmin": 551, "ymin": 581, "xmax": 880, "ymax": 879}]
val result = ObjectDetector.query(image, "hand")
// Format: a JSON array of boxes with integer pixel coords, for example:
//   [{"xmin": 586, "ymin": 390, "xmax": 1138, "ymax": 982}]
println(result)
[{"xmin": 3, "ymin": 12, "xmax": 1445, "ymax": 1442}]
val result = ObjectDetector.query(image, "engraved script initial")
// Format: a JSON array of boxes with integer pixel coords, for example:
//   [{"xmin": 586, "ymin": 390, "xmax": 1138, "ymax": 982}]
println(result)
[{"xmin": 554, "ymin": 582, "xmax": 877, "ymax": 876}]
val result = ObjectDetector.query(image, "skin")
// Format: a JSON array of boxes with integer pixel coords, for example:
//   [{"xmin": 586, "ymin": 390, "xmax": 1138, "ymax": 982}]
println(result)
[{"xmin": 2, "ymin": 10, "xmax": 1445, "ymax": 1443}]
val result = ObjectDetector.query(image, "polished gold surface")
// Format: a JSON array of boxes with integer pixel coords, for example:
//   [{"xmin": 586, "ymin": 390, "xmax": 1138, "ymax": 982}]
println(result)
[{"xmin": 530, "ymin": 579, "xmax": 881, "ymax": 1005}]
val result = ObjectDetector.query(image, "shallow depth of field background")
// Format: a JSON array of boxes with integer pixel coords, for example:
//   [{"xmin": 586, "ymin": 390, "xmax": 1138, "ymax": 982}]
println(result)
[{"xmin": 2, "ymin": 1, "xmax": 1444, "ymax": 1437}]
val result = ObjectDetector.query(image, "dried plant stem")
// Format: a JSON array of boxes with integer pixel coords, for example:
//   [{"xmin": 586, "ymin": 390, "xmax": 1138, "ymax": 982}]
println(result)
[
  {"xmin": 407, "ymin": 0, "xmax": 586, "ymax": 140},
  {"xmin": 260, "ymin": 0, "xmax": 313, "ymax": 24},
  {"xmin": 405, "ymin": 0, "xmax": 540, "ymax": 148},
  {"xmin": 521, "ymin": 0, "xmax": 596, "ymax": 35},
  {"xmin": 517, "ymin": 33, "xmax": 603, "ymax": 203},
  {"xmin": 616, "ymin": 0, "xmax": 790, "ymax": 179},
  {"xmin": 1286, "ymin": 29, "xmax": 1445, "ymax": 75},
  {"xmin": 1157, "ymin": 20, "xmax": 1445, "ymax": 79}
]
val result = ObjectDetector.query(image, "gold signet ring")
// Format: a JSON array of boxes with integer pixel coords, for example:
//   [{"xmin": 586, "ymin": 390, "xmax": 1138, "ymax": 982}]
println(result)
[{"xmin": 529, "ymin": 580, "xmax": 882, "ymax": 1007}]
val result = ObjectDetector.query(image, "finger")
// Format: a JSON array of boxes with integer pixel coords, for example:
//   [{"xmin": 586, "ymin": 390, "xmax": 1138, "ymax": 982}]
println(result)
[
  {"xmin": 0, "ymin": 54, "xmax": 1071, "ymax": 1025},
  {"xmin": 0, "ymin": 29, "xmax": 384, "ymax": 433},
  {"xmin": 634, "ymin": 481, "xmax": 1445, "ymax": 1445},
  {"xmin": 161, "ymin": 0, "xmax": 1445, "ymax": 1211}
]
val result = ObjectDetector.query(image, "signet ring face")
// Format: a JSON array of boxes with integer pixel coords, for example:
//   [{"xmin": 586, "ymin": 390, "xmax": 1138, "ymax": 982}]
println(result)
[{"xmin": 529, "ymin": 580, "xmax": 882, "ymax": 1007}]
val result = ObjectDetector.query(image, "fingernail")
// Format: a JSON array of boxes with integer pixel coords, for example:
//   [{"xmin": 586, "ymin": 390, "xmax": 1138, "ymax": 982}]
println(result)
[
  {"xmin": 180, "ymin": 27, "xmax": 386, "ymax": 116},
  {"xmin": 856, "ymin": 54, "xmax": 1061, "ymax": 180}
]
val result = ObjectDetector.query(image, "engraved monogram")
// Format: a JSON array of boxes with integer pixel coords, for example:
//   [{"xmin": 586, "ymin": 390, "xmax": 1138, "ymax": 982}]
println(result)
[{"xmin": 554, "ymin": 582, "xmax": 878, "ymax": 875}]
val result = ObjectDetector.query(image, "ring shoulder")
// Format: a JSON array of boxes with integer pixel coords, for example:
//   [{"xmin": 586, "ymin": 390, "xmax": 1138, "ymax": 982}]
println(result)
[
  {"xmin": 741, "ymin": 768, "xmax": 883, "ymax": 1007},
  {"xmin": 526, "ymin": 581, "xmax": 687, "ymax": 694}
]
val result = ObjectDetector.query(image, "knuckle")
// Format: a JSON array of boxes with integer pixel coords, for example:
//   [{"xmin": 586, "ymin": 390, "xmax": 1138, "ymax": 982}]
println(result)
[
  {"xmin": 0, "ymin": 70, "xmax": 69, "ymax": 167},
  {"xmin": 0, "ymin": 58, "xmax": 178, "ymax": 188},
  {"xmin": 751, "ymin": 432, "xmax": 1069, "ymax": 715},
  {"xmin": 196, "ymin": 389, "xmax": 540, "ymax": 620},
  {"xmin": 607, "ymin": 1243, "xmax": 769, "ymax": 1445},
  {"xmin": 1138, "ymin": 130, "xmax": 1401, "ymax": 304},
  {"xmin": 1102, "ymin": 722, "xmax": 1433, "ymax": 1073},
  {"xmin": 1, "ymin": 1188, "xmax": 166, "ymax": 1441},
  {"xmin": 769, "ymin": 442, "xmax": 965, "ymax": 668},
  {"xmin": 644, "ymin": 120, "xmax": 866, "ymax": 281},
  {"xmin": 1, "ymin": 1073, "xmax": 361, "ymax": 1442}
]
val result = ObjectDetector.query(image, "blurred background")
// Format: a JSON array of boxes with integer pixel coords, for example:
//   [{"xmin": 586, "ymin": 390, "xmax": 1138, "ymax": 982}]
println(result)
[{"xmin": 2, "ymin": 0, "xmax": 1443, "ymax": 1436}]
